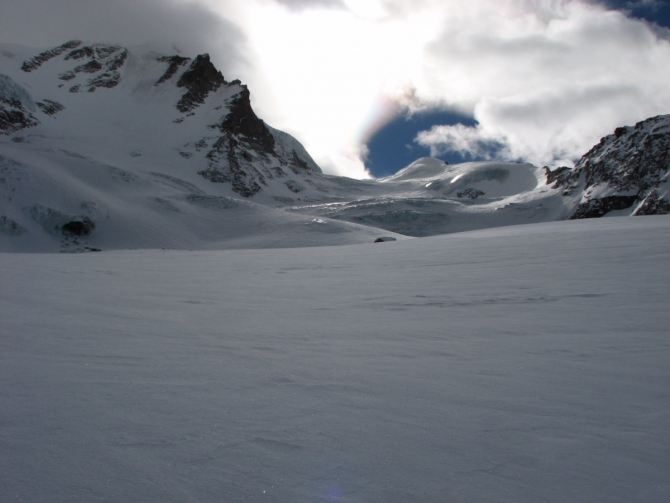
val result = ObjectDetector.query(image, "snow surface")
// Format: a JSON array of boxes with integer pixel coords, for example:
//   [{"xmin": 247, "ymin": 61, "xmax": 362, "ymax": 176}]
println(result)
[{"xmin": 2, "ymin": 216, "xmax": 669, "ymax": 502}]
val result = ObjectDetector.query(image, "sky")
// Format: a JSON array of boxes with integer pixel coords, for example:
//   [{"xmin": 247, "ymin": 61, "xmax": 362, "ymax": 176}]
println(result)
[{"xmin": 1, "ymin": 0, "xmax": 670, "ymax": 178}]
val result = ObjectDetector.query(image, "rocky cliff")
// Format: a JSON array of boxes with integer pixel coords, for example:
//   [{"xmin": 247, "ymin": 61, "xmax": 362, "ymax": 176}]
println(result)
[{"xmin": 544, "ymin": 114, "xmax": 670, "ymax": 218}]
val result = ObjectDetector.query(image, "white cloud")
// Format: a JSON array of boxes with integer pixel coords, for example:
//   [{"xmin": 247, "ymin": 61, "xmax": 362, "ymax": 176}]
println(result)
[
  {"xmin": 411, "ymin": 0, "xmax": 670, "ymax": 167},
  {"xmin": 273, "ymin": 0, "xmax": 347, "ymax": 11},
  {"xmin": 234, "ymin": 0, "xmax": 670, "ymax": 173},
  {"xmin": 2, "ymin": 0, "xmax": 670, "ymax": 175}
]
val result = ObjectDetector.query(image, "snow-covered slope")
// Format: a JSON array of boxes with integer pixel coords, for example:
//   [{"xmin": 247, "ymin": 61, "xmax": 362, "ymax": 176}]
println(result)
[
  {"xmin": 0, "ymin": 41, "xmax": 404, "ymax": 251},
  {"xmin": 287, "ymin": 158, "xmax": 566, "ymax": 237},
  {"xmin": 1, "ymin": 41, "xmax": 668, "ymax": 252},
  {"xmin": 1, "ymin": 216, "xmax": 668, "ymax": 502}
]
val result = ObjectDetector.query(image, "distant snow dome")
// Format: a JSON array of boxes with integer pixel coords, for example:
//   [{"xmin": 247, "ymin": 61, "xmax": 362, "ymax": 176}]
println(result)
[
  {"xmin": 382, "ymin": 158, "xmax": 539, "ymax": 198},
  {"xmin": 382, "ymin": 157, "xmax": 450, "ymax": 181}
]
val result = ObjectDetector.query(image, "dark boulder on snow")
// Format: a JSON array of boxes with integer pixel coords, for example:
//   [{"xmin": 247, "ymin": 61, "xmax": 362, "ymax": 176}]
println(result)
[
  {"xmin": 61, "ymin": 218, "xmax": 95, "ymax": 236},
  {"xmin": 374, "ymin": 236, "xmax": 397, "ymax": 243},
  {"xmin": 457, "ymin": 188, "xmax": 485, "ymax": 199}
]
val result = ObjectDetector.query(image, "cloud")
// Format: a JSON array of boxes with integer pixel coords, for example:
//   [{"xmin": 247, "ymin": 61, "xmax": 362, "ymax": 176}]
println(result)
[
  {"xmin": 409, "ymin": 0, "xmax": 670, "ymax": 167},
  {"xmin": 2, "ymin": 0, "xmax": 670, "ymax": 177},
  {"xmin": 0, "ymin": 0, "xmax": 249, "ymax": 79},
  {"xmin": 272, "ymin": 0, "xmax": 347, "ymax": 11},
  {"xmin": 237, "ymin": 0, "xmax": 670, "ymax": 175}
]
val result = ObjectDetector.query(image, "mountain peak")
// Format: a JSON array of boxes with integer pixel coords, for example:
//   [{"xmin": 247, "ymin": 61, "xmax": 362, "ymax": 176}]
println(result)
[
  {"xmin": 1, "ymin": 41, "xmax": 322, "ymax": 202},
  {"xmin": 175, "ymin": 53, "xmax": 225, "ymax": 113},
  {"xmin": 546, "ymin": 114, "xmax": 670, "ymax": 218}
]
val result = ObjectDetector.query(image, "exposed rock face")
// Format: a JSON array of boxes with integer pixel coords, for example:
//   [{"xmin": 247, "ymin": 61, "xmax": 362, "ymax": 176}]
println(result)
[
  {"xmin": 55, "ymin": 44, "xmax": 128, "ymax": 92},
  {"xmin": 546, "ymin": 115, "xmax": 670, "ymax": 218},
  {"xmin": 0, "ymin": 97, "xmax": 39, "ymax": 134},
  {"xmin": 0, "ymin": 74, "xmax": 40, "ymax": 134},
  {"xmin": 36, "ymin": 100, "xmax": 65, "ymax": 116},
  {"xmin": 457, "ymin": 188, "xmax": 485, "ymax": 199},
  {"xmin": 570, "ymin": 195, "xmax": 639, "ymax": 219},
  {"xmin": 198, "ymin": 85, "xmax": 319, "ymax": 197},
  {"xmin": 20, "ymin": 40, "xmax": 82, "ymax": 72},
  {"xmin": 156, "ymin": 55, "xmax": 191, "ymax": 86},
  {"xmin": 633, "ymin": 188, "xmax": 670, "ymax": 215},
  {"xmin": 62, "ymin": 218, "xmax": 95, "ymax": 236},
  {"xmin": 176, "ymin": 54, "xmax": 225, "ymax": 113}
]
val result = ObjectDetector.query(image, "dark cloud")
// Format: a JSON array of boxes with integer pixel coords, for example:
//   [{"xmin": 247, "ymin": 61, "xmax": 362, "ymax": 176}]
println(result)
[
  {"xmin": 272, "ymin": 0, "xmax": 347, "ymax": 12},
  {"xmin": 0, "ymin": 0, "xmax": 249, "ymax": 79}
]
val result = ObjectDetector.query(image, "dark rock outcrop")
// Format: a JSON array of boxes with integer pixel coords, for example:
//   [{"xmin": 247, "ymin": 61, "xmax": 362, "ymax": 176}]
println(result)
[
  {"xmin": 39, "ymin": 43, "xmax": 129, "ymax": 92},
  {"xmin": 457, "ymin": 188, "xmax": 485, "ymax": 199},
  {"xmin": 176, "ymin": 54, "xmax": 225, "ymax": 113},
  {"xmin": 632, "ymin": 188, "xmax": 670, "ymax": 215},
  {"xmin": 36, "ymin": 100, "xmax": 65, "ymax": 116},
  {"xmin": 0, "ymin": 97, "xmax": 39, "ymax": 134},
  {"xmin": 570, "ymin": 195, "xmax": 639, "ymax": 219},
  {"xmin": 156, "ymin": 55, "xmax": 191, "ymax": 86},
  {"xmin": 21, "ymin": 40, "xmax": 82, "ymax": 72},
  {"xmin": 549, "ymin": 115, "xmax": 670, "ymax": 218},
  {"xmin": 198, "ymin": 85, "xmax": 282, "ymax": 197},
  {"xmin": 61, "ymin": 218, "xmax": 95, "ymax": 236},
  {"xmin": 543, "ymin": 166, "xmax": 571, "ymax": 188}
]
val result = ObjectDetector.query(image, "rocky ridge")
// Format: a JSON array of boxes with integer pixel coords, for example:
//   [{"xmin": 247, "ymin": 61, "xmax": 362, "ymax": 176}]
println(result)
[
  {"xmin": 1, "ymin": 41, "xmax": 322, "ymax": 200},
  {"xmin": 544, "ymin": 114, "xmax": 670, "ymax": 218}
]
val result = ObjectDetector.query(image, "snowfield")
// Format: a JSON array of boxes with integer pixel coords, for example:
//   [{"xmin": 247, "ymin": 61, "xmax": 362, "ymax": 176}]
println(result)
[{"xmin": 1, "ymin": 216, "xmax": 669, "ymax": 502}]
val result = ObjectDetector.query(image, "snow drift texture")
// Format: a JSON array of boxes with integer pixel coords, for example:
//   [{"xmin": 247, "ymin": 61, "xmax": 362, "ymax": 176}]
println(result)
[{"xmin": 1, "ymin": 217, "xmax": 669, "ymax": 502}]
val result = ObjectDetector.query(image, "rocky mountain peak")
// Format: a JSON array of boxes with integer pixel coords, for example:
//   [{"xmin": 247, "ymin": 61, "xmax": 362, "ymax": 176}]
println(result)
[
  {"xmin": 544, "ymin": 114, "xmax": 670, "ymax": 218},
  {"xmin": 175, "ymin": 54, "xmax": 225, "ymax": 113},
  {"xmin": 1, "ymin": 41, "xmax": 323, "ymax": 199}
]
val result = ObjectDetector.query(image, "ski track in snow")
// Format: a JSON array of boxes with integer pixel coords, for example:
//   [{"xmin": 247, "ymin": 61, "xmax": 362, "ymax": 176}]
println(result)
[{"xmin": 1, "ymin": 217, "xmax": 669, "ymax": 502}]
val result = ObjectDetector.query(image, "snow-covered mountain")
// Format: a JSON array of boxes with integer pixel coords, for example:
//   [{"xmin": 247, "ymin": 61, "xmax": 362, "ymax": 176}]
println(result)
[
  {"xmin": 0, "ymin": 41, "xmax": 397, "ymax": 252},
  {"xmin": 1, "ymin": 41, "xmax": 668, "ymax": 252}
]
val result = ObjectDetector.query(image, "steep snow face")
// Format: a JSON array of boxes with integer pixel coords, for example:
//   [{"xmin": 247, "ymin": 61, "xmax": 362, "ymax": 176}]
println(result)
[{"xmin": 546, "ymin": 114, "xmax": 670, "ymax": 218}]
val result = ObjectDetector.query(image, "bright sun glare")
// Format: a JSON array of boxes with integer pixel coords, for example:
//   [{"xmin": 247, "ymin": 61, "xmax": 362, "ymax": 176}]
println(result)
[{"xmin": 229, "ymin": 1, "xmax": 442, "ymax": 177}]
